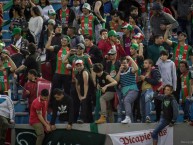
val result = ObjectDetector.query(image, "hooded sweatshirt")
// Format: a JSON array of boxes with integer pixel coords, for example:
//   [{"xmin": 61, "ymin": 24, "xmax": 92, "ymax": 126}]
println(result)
[
  {"xmin": 0, "ymin": 95, "xmax": 14, "ymax": 120},
  {"xmin": 157, "ymin": 59, "xmax": 177, "ymax": 91}
]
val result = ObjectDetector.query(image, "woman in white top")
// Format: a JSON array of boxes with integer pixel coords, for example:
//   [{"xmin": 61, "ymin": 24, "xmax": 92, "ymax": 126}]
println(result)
[
  {"xmin": 30, "ymin": 0, "xmax": 53, "ymax": 21},
  {"xmin": 28, "ymin": 7, "xmax": 43, "ymax": 44}
]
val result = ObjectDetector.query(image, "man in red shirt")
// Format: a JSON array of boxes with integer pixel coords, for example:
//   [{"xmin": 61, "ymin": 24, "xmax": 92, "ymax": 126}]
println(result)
[
  {"xmin": 106, "ymin": 30, "xmax": 126, "ymax": 60},
  {"xmin": 29, "ymin": 89, "xmax": 51, "ymax": 145}
]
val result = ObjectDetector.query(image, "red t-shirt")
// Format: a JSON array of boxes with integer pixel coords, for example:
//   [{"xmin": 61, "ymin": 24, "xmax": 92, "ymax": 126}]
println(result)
[{"xmin": 29, "ymin": 96, "xmax": 48, "ymax": 125}]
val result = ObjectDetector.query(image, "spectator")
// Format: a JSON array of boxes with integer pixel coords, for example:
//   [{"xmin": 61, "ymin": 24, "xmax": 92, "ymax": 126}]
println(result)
[
  {"xmin": 50, "ymin": 88, "xmax": 74, "ymax": 130},
  {"xmin": 46, "ymin": 35, "xmax": 72, "ymax": 100},
  {"xmin": 94, "ymin": 63, "xmax": 117, "ymax": 124},
  {"xmin": 29, "ymin": 89, "xmax": 51, "ymax": 145},
  {"xmin": 78, "ymin": 3, "xmax": 102, "ymax": 42},
  {"xmin": 152, "ymin": 85, "xmax": 178, "ymax": 145},
  {"xmin": 139, "ymin": 59, "xmax": 162, "ymax": 123},
  {"xmin": 46, "ymin": 23, "xmax": 63, "ymax": 75},
  {"xmin": 21, "ymin": 0, "xmax": 32, "ymax": 21},
  {"xmin": 147, "ymin": 35, "xmax": 165, "ymax": 65},
  {"xmin": 67, "ymin": 26, "xmax": 84, "ymax": 49},
  {"xmin": 42, "ymin": 9, "xmax": 61, "ymax": 32},
  {"xmin": 103, "ymin": 49, "xmax": 120, "ymax": 78},
  {"xmin": 65, "ymin": 43, "xmax": 93, "ymax": 122},
  {"xmin": 11, "ymin": 28, "xmax": 29, "ymax": 67},
  {"xmin": 154, "ymin": 0, "xmax": 172, "ymax": 15},
  {"xmin": 118, "ymin": 0, "xmax": 141, "ymax": 20},
  {"xmin": 107, "ymin": 30, "xmax": 126, "ymax": 60},
  {"xmin": 164, "ymin": 27, "xmax": 193, "ymax": 69},
  {"xmin": 130, "ymin": 43, "xmax": 144, "ymax": 122},
  {"xmin": 114, "ymin": 11, "xmax": 128, "ymax": 36},
  {"xmin": 84, "ymin": 34, "xmax": 103, "ymax": 64},
  {"xmin": 109, "ymin": 10, "xmax": 119, "ymax": 31},
  {"xmin": 71, "ymin": 0, "xmax": 82, "ymax": 30},
  {"xmin": 93, "ymin": 0, "xmax": 106, "ymax": 23},
  {"xmin": 179, "ymin": 61, "xmax": 193, "ymax": 122},
  {"xmin": 9, "ymin": 0, "xmax": 21, "ymax": 19},
  {"xmin": 97, "ymin": 29, "xmax": 109, "ymax": 57},
  {"xmin": 171, "ymin": 0, "xmax": 192, "ymax": 44},
  {"xmin": 28, "ymin": 6, "xmax": 43, "ymax": 44},
  {"xmin": 150, "ymin": 2, "xmax": 178, "ymax": 37},
  {"xmin": 30, "ymin": 0, "xmax": 54, "ymax": 21},
  {"xmin": 0, "ymin": 95, "xmax": 15, "ymax": 145},
  {"xmin": 39, "ymin": 19, "xmax": 56, "ymax": 53},
  {"xmin": 56, "ymin": 0, "xmax": 75, "ymax": 34},
  {"xmin": 22, "ymin": 69, "xmax": 38, "ymax": 112},
  {"xmin": 9, "ymin": 5, "xmax": 27, "ymax": 32},
  {"xmin": 115, "ymin": 56, "xmax": 139, "ymax": 123},
  {"xmin": 15, "ymin": 43, "xmax": 41, "ymax": 79},
  {"xmin": 75, "ymin": 60, "xmax": 94, "ymax": 123},
  {"xmin": 157, "ymin": 50, "xmax": 177, "ymax": 91},
  {"xmin": 0, "ymin": 52, "xmax": 17, "ymax": 94},
  {"xmin": 121, "ymin": 24, "xmax": 134, "ymax": 56}
]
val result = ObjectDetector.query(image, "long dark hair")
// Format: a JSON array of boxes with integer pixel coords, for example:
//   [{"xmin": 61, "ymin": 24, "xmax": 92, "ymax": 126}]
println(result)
[
  {"xmin": 39, "ymin": 0, "xmax": 50, "ymax": 6},
  {"xmin": 31, "ymin": 6, "xmax": 42, "ymax": 16},
  {"xmin": 13, "ymin": 5, "xmax": 22, "ymax": 17}
]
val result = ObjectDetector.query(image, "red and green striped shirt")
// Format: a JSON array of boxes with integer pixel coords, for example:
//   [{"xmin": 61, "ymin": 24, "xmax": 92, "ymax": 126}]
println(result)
[
  {"xmin": 181, "ymin": 71, "xmax": 191, "ymax": 102},
  {"xmin": 55, "ymin": 47, "xmax": 71, "ymax": 75},
  {"xmin": 0, "ymin": 68, "xmax": 10, "ymax": 93},
  {"xmin": 172, "ymin": 42, "xmax": 192, "ymax": 68}
]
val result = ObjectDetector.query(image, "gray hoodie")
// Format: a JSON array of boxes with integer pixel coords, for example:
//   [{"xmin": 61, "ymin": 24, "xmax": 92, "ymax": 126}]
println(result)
[{"xmin": 157, "ymin": 58, "xmax": 177, "ymax": 91}]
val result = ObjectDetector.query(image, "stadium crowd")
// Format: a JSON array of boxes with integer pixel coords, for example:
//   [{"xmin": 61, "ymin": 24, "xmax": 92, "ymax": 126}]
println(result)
[{"xmin": 0, "ymin": 0, "xmax": 193, "ymax": 145}]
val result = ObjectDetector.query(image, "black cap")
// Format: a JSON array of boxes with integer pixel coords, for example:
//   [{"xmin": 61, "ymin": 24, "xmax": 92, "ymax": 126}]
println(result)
[{"xmin": 177, "ymin": 31, "xmax": 187, "ymax": 37}]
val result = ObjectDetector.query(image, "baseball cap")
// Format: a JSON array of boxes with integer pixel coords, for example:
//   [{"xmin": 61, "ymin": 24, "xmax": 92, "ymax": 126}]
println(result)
[
  {"xmin": 61, "ymin": 35, "xmax": 71, "ymax": 42},
  {"xmin": 133, "ymin": 33, "xmax": 144, "ymax": 40},
  {"xmin": 108, "ymin": 30, "xmax": 117, "ymax": 37},
  {"xmin": 108, "ymin": 49, "xmax": 117, "ymax": 55},
  {"xmin": 177, "ymin": 31, "xmax": 187, "ymax": 37},
  {"xmin": 48, "ymin": 19, "xmax": 56, "ymax": 25},
  {"xmin": 130, "ymin": 43, "xmax": 139, "ymax": 50},
  {"xmin": 75, "ymin": 59, "xmax": 84, "ymax": 65},
  {"xmin": 48, "ymin": 9, "xmax": 56, "ymax": 16},
  {"xmin": 12, "ymin": 27, "xmax": 21, "ymax": 36},
  {"xmin": 77, "ymin": 43, "xmax": 85, "ymax": 50},
  {"xmin": 82, "ymin": 3, "xmax": 91, "ymax": 11},
  {"xmin": 121, "ymin": 24, "xmax": 133, "ymax": 31}
]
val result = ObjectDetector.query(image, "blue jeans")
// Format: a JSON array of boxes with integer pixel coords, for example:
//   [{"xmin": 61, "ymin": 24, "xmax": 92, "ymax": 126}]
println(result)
[
  {"xmin": 182, "ymin": 99, "xmax": 192, "ymax": 120},
  {"xmin": 152, "ymin": 118, "xmax": 170, "ymax": 141},
  {"xmin": 140, "ymin": 89, "xmax": 154, "ymax": 122}
]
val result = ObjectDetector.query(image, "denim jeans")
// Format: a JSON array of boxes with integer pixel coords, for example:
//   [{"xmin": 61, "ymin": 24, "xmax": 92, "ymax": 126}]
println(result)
[
  {"xmin": 152, "ymin": 118, "xmax": 170, "ymax": 141},
  {"xmin": 182, "ymin": 99, "xmax": 192, "ymax": 120},
  {"xmin": 140, "ymin": 89, "xmax": 154, "ymax": 122}
]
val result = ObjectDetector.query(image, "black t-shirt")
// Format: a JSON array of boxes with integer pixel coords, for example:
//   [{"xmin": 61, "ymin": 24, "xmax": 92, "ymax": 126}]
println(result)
[
  {"xmin": 96, "ymin": 71, "xmax": 115, "ymax": 92},
  {"xmin": 23, "ymin": 53, "xmax": 41, "ymax": 76}
]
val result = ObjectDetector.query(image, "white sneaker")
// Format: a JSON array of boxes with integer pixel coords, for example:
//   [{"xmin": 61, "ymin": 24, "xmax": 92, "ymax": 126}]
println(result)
[{"xmin": 121, "ymin": 116, "xmax": 131, "ymax": 124}]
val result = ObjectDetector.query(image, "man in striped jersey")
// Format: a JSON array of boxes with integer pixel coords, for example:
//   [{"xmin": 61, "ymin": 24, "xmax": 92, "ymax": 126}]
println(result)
[{"xmin": 46, "ymin": 34, "xmax": 72, "ymax": 105}]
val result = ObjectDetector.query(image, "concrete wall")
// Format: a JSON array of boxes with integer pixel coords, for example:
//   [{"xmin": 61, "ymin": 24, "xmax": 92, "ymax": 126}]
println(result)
[{"xmin": 13, "ymin": 123, "xmax": 193, "ymax": 145}]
